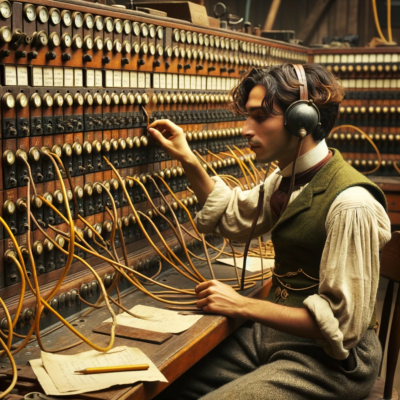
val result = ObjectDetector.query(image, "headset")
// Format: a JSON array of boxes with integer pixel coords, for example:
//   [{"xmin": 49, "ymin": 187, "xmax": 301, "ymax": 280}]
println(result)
[{"xmin": 284, "ymin": 64, "xmax": 321, "ymax": 138}]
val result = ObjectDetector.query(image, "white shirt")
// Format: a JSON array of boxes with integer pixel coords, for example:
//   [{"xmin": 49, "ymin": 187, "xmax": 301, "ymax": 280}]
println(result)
[{"xmin": 195, "ymin": 140, "xmax": 391, "ymax": 360}]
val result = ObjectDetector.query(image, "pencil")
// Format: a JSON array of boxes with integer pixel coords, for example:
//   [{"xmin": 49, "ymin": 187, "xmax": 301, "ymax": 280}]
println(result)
[{"xmin": 75, "ymin": 364, "xmax": 150, "ymax": 374}]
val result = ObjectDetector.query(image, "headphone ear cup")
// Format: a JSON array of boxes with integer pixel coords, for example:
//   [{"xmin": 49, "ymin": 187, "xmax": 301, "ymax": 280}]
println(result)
[{"xmin": 284, "ymin": 100, "xmax": 321, "ymax": 137}]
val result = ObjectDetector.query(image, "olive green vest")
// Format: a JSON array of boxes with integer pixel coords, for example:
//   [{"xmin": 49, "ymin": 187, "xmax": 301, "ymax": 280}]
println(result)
[{"xmin": 266, "ymin": 149, "xmax": 387, "ymax": 329}]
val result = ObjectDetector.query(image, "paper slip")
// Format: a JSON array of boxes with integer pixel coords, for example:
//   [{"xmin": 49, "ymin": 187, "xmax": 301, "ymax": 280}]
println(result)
[
  {"xmin": 30, "ymin": 346, "xmax": 167, "ymax": 396},
  {"xmin": 104, "ymin": 305, "xmax": 203, "ymax": 334},
  {"xmin": 217, "ymin": 257, "xmax": 275, "ymax": 272}
]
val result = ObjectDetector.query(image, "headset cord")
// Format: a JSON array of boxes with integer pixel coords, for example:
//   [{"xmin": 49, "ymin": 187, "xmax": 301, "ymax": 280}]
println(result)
[
  {"xmin": 240, "ymin": 184, "xmax": 265, "ymax": 291},
  {"xmin": 280, "ymin": 137, "xmax": 304, "ymax": 215}
]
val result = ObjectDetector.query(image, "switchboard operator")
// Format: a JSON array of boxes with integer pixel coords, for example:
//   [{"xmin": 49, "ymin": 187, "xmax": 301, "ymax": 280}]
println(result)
[{"xmin": 148, "ymin": 64, "xmax": 391, "ymax": 400}]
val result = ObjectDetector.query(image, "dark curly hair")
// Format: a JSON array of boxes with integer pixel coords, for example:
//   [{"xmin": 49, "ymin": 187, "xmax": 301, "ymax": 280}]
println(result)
[{"xmin": 229, "ymin": 64, "xmax": 345, "ymax": 141}]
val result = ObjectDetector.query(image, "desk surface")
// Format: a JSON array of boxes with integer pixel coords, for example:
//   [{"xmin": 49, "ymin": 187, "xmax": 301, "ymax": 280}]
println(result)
[{"xmin": 0, "ymin": 261, "xmax": 271, "ymax": 400}]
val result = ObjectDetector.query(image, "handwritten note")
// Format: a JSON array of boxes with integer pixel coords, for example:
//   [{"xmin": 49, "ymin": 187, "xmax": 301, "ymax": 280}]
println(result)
[
  {"xmin": 104, "ymin": 305, "xmax": 203, "ymax": 334},
  {"xmin": 217, "ymin": 257, "xmax": 275, "ymax": 272},
  {"xmin": 31, "ymin": 346, "xmax": 167, "ymax": 396}
]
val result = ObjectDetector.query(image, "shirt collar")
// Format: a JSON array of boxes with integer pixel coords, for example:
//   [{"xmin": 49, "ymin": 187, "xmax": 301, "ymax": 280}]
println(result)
[{"xmin": 277, "ymin": 139, "xmax": 329, "ymax": 178}]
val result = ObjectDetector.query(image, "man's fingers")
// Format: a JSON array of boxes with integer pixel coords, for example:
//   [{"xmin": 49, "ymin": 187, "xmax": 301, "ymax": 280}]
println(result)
[
  {"xmin": 148, "ymin": 119, "xmax": 180, "ymax": 132},
  {"xmin": 148, "ymin": 127, "xmax": 171, "ymax": 147},
  {"xmin": 196, "ymin": 288, "xmax": 213, "ymax": 300},
  {"xmin": 195, "ymin": 281, "xmax": 212, "ymax": 293},
  {"xmin": 196, "ymin": 298, "xmax": 209, "ymax": 309}
]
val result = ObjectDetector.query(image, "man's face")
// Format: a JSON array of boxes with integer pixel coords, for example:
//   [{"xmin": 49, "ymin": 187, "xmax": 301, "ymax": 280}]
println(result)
[{"xmin": 242, "ymin": 85, "xmax": 298, "ymax": 165}]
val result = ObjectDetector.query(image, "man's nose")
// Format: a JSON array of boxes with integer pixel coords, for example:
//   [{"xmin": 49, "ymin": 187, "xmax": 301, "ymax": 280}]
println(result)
[{"xmin": 241, "ymin": 118, "xmax": 253, "ymax": 138}]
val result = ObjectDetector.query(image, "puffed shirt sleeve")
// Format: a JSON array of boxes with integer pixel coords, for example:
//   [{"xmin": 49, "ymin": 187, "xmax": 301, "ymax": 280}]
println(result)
[
  {"xmin": 304, "ymin": 186, "xmax": 392, "ymax": 360},
  {"xmin": 195, "ymin": 171, "xmax": 282, "ymax": 243}
]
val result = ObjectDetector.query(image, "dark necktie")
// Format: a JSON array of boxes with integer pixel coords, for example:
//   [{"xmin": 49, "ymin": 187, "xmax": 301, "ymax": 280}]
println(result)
[{"xmin": 270, "ymin": 150, "xmax": 333, "ymax": 218}]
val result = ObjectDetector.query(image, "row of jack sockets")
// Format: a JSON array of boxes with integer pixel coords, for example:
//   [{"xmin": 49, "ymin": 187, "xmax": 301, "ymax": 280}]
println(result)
[{"xmin": 2, "ymin": 127, "xmax": 246, "ymax": 189}]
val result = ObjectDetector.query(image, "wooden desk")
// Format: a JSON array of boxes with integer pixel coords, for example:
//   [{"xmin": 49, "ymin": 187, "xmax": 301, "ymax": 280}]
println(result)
[{"xmin": 0, "ymin": 263, "xmax": 271, "ymax": 400}]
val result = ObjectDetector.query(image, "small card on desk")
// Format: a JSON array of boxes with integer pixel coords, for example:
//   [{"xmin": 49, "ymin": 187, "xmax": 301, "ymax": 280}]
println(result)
[
  {"xmin": 103, "ymin": 305, "xmax": 203, "ymax": 334},
  {"xmin": 30, "ymin": 346, "xmax": 167, "ymax": 396}
]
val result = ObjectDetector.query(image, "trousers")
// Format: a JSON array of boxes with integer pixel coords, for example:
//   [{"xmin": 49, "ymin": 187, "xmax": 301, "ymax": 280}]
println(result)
[{"xmin": 155, "ymin": 321, "xmax": 381, "ymax": 400}]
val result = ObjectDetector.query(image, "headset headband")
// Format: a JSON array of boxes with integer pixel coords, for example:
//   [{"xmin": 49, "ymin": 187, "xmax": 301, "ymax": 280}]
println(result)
[{"xmin": 292, "ymin": 64, "xmax": 308, "ymax": 101}]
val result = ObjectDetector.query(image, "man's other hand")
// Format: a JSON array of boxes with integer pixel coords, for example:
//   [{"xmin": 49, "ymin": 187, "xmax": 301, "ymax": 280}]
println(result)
[{"xmin": 195, "ymin": 280, "xmax": 246, "ymax": 318}]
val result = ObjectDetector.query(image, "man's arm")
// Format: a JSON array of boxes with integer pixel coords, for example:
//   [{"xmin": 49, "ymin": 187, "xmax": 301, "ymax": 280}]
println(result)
[
  {"xmin": 195, "ymin": 280, "xmax": 325, "ymax": 341},
  {"xmin": 148, "ymin": 120, "xmax": 214, "ymax": 207}
]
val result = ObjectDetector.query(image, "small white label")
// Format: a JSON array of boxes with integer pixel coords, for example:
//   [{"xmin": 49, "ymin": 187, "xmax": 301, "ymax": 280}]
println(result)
[
  {"xmin": 356, "ymin": 79, "xmax": 363, "ymax": 89},
  {"xmin": 4, "ymin": 66, "xmax": 16, "ymax": 85},
  {"xmin": 122, "ymin": 71, "xmax": 130, "ymax": 88},
  {"xmin": 184, "ymin": 75, "xmax": 190, "ymax": 89},
  {"xmin": 153, "ymin": 73, "xmax": 160, "ymax": 89},
  {"xmin": 166, "ymin": 74, "xmax": 172, "ymax": 89},
  {"xmin": 349, "ymin": 79, "xmax": 356, "ymax": 88},
  {"xmin": 391, "ymin": 79, "xmax": 397, "ymax": 89},
  {"xmin": 385, "ymin": 54, "xmax": 392, "ymax": 63},
  {"xmin": 105, "ymin": 70, "xmax": 113, "ymax": 87},
  {"xmin": 86, "ymin": 69, "xmax": 95, "ymax": 87},
  {"xmin": 314, "ymin": 55, "xmax": 321, "ymax": 63},
  {"xmin": 320, "ymin": 55, "xmax": 327, "ymax": 63},
  {"xmin": 130, "ymin": 72, "xmax": 138, "ymax": 88},
  {"xmin": 95, "ymin": 70, "xmax": 102, "ymax": 87},
  {"xmin": 376, "ymin": 79, "xmax": 383, "ymax": 88},
  {"xmin": 222, "ymin": 78, "xmax": 226, "ymax": 91},
  {"xmin": 341, "ymin": 54, "xmax": 348, "ymax": 63},
  {"xmin": 201, "ymin": 76, "xmax": 207, "ymax": 90},
  {"xmin": 114, "ymin": 70, "xmax": 122, "ymax": 87},
  {"xmin": 392, "ymin": 54, "xmax": 399, "ymax": 63},
  {"xmin": 348, "ymin": 54, "xmax": 355, "ymax": 63},
  {"xmin": 32, "ymin": 66, "xmax": 43, "ymax": 86},
  {"xmin": 369, "ymin": 54, "xmax": 377, "ymax": 63},
  {"xmin": 178, "ymin": 74, "xmax": 185, "ymax": 89},
  {"xmin": 17, "ymin": 67, "xmax": 28, "ymax": 86},
  {"xmin": 196, "ymin": 76, "xmax": 202, "ymax": 90},
  {"xmin": 216, "ymin": 77, "xmax": 222, "ymax": 90},
  {"xmin": 362, "ymin": 54, "xmax": 369, "ymax": 63},
  {"xmin": 211, "ymin": 77, "xmax": 217, "ymax": 90},
  {"xmin": 369, "ymin": 79, "xmax": 376, "ymax": 88},
  {"xmin": 53, "ymin": 68, "xmax": 63, "ymax": 86},
  {"xmin": 206, "ymin": 76, "xmax": 212, "ymax": 90},
  {"xmin": 398, "ymin": 79, "xmax": 400, "ymax": 88},
  {"xmin": 145, "ymin": 73, "xmax": 151, "ymax": 88},
  {"xmin": 160, "ymin": 73, "xmax": 166, "ymax": 89},
  {"xmin": 64, "ymin": 68, "xmax": 74, "ymax": 86},
  {"xmin": 341, "ymin": 79, "xmax": 348, "ymax": 88},
  {"xmin": 362, "ymin": 79, "xmax": 369, "ymax": 88},
  {"xmin": 172, "ymin": 74, "xmax": 178, "ymax": 89},
  {"xmin": 43, "ymin": 67, "xmax": 53, "ymax": 86},
  {"xmin": 327, "ymin": 54, "xmax": 334, "ymax": 63},
  {"xmin": 334, "ymin": 54, "xmax": 340, "ymax": 63},
  {"xmin": 74, "ymin": 69, "xmax": 83, "ymax": 87},
  {"xmin": 355, "ymin": 54, "xmax": 362, "ymax": 63},
  {"xmin": 138, "ymin": 72, "xmax": 145, "ymax": 88},
  {"xmin": 377, "ymin": 54, "xmax": 384, "ymax": 63},
  {"xmin": 190, "ymin": 75, "xmax": 196, "ymax": 90},
  {"xmin": 384, "ymin": 79, "xmax": 390, "ymax": 88}
]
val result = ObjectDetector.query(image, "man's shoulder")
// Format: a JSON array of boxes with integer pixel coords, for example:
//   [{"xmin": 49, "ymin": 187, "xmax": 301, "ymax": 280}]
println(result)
[{"xmin": 328, "ymin": 186, "xmax": 389, "ymax": 224}]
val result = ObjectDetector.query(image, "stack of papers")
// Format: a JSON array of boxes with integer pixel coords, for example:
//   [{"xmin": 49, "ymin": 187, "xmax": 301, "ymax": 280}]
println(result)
[
  {"xmin": 30, "ymin": 346, "xmax": 167, "ymax": 396},
  {"xmin": 104, "ymin": 305, "xmax": 203, "ymax": 334}
]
